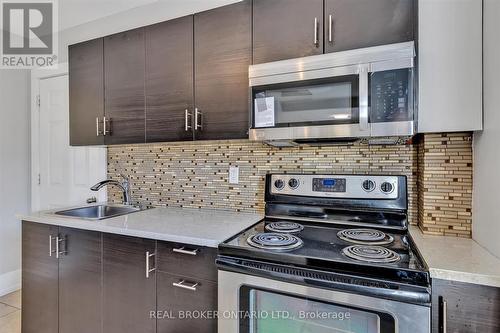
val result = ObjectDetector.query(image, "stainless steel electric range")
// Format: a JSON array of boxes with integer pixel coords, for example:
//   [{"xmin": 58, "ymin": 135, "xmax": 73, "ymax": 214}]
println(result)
[{"xmin": 217, "ymin": 174, "xmax": 430, "ymax": 333}]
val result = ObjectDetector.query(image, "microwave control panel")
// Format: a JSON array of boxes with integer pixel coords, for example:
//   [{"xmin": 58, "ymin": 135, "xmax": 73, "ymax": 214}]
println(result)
[{"xmin": 370, "ymin": 68, "xmax": 412, "ymax": 123}]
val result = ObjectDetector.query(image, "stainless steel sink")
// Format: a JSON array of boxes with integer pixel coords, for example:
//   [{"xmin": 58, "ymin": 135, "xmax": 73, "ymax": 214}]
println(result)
[{"xmin": 54, "ymin": 205, "xmax": 142, "ymax": 220}]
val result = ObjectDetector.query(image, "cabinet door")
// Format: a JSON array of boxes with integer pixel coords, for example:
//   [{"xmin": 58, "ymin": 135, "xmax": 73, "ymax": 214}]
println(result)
[
  {"xmin": 69, "ymin": 38, "xmax": 105, "ymax": 146},
  {"xmin": 103, "ymin": 234, "xmax": 156, "ymax": 333},
  {"xmin": 145, "ymin": 16, "xmax": 194, "ymax": 143},
  {"xmin": 104, "ymin": 28, "xmax": 146, "ymax": 144},
  {"xmin": 58, "ymin": 228, "xmax": 102, "ymax": 333},
  {"xmin": 432, "ymin": 279, "xmax": 500, "ymax": 332},
  {"xmin": 418, "ymin": 0, "xmax": 482, "ymax": 133},
  {"xmin": 253, "ymin": 0, "xmax": 324, "ymax": 64},
  {"xmin": 194, "ymin": 0, "xmax": 252, "ymax": 140},
  {"xmin": 157, "ymin": 272, "xmax": 217, "ymax": 333},
  {"xmin": 325, "ymin": 0, "xmax": 415, "ymax": 53},
  {"xmin": 22, "ymin": 221, "xmax": 59, "ymax": 333}
]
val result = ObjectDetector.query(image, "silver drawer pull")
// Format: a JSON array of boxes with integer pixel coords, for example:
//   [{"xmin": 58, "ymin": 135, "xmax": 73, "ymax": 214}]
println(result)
[
  {"xmin": 55, "ymin": 236, "xmax": 67, "ymax": 259},
  {"xmin": 172, "ymin": 247, "xmax": 199, "ymax": 256},
  {"xmin": 49, "ymin": 235, "xmax": 56, "ymax": 257},
  {"xmin": 314, "ymin": 17, "xmax": 319, "ymax": 46},
  {"xmin": 195, "ymin": 108, "xmax": 203, "ymax": 131},
  {"xmin": 173, "ymin": 280, "xmax": 198, "ymax": 291},
  {"xmin": 442, "ymin": 300, "xmax": 447, "ymax": 333},
  {"xmin": 185, "ymin": 109, "xmax": 192, "ymax": 131},
  {"xmin": 146, "ymin": 251, "xmax": 156, "ymax": 278},
  {"xmin": 328, "ymin": 14, "xmax": 333, "ymax": 43},
  {"xmin": 103, "ymin": 117, "xmax": 111, "ymax": 136},
  {"xmin": 96, "ymin": 117, "xmax": 102, "ymax": 136}
]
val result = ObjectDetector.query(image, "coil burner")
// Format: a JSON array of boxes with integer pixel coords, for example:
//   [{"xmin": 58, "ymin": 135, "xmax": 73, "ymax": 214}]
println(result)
[
  {"xmin": 265, "ymin": 222, "xmax": 304, "ymax": 233},
  {"xmin": 247, "ymin": 233, "xmax": 303, "ymax": 251},
  {"xmin": 342, "ymin": 245, "xmax": 401, "ymax": 263},
  {"xmin": 337, "ymin": 228, "xmax": 394, "ymax": 245}
]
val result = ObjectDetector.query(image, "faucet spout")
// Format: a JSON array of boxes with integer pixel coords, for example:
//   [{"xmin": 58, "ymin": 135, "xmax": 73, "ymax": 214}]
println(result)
[{"xmin": 91, "ymin": 177, "xmax": 131, "ymax": 205}]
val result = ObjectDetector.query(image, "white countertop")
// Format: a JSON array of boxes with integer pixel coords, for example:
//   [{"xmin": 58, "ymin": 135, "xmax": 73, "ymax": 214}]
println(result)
[
  {"xmin": 409, "ymin": 225, "xmax": 500, "ymax": 288},
  {"xmin": 18, "ymin": 205, "xmax": 263, "ymax": 248}
]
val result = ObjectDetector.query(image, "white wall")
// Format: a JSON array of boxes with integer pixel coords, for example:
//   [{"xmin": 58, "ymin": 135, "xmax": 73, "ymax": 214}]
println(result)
[
  {"xmin": 57, "ymin": 0, "xmax": 242, "ymax": 62},
  {"xmin": 473, "ymin": 0, "xmax": 500, "ymax": 258},
  {"xmin": 0, "ymin": 70, "xmax": 30, "ymax": 295}
]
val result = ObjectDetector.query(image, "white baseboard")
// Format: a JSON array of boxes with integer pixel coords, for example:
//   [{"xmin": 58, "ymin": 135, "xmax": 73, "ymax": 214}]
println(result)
[{"xmin": 0, "ymin": 269, "xmax": 21, "ymax": 297}]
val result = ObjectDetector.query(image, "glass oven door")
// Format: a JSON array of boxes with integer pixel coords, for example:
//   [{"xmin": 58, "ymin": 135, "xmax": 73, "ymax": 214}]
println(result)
[
  {"xmin": 252, "ymin": 75, "xmax": 360, "ymax": 128},
  {"xmin": 239, "ymin": 287, "xmax": 395, "ymax": 333},
  {"xmin": 218, "ymin": 269, "xmax": 431, "ymax": 333}
]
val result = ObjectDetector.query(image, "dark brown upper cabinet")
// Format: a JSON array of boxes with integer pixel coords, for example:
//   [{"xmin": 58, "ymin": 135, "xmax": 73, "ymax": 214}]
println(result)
[
  {"xmin": 69, "ymin": 38, "xmax": 105, "ymax": 146},
  {"xmin": 324, "ymin": 0, "xmax": 415, "ymax": 53},
  {"xmin": 104, "ymin": 28, "xmax": 146, "ymax": 145},
  {"xmin": 193, "ymin": 0, "xmax": 252, "ymax": 140},
  {"xmin": 253, "ymin": 0, "xmax": 415, "ymax": 64},
  {"xmin": 145, "ymin": 16, "xmax": 194, "ymax": 143},
  {"xmin": 253, "ymin": 0, "xmax": 324, "ymax": 64},
  {"xmin": 69, "ymin": 0, "xmax": 413, "ymax": 145}
]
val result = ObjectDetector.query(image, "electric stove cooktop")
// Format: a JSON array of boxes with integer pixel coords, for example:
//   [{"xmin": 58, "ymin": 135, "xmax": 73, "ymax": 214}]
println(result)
[{"xmin": 219, "ymin": 217, "xmax": 429, "ymax": 286}]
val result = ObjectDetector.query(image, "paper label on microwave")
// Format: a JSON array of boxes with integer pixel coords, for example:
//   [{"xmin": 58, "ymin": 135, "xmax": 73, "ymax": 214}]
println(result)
[{"xmin": 254, "ymin": 97, "xmax": 275, "ymax": 128}]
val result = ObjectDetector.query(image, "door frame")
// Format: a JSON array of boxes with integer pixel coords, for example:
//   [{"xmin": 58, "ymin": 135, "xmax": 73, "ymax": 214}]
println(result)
[{"xmin": 31, "ymin": 64, "xmax": 69, "ymax": 211}]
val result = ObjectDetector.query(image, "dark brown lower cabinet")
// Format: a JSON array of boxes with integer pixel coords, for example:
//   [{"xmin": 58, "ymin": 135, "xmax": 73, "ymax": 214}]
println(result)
[
  {"xmin": 103, "ymin": 234, "xmax": 157, "ymax": 333},
  {"xmin": 22, "ymin": 223, "xmax": 102, "ymax": 333},
  {"xmin": 58, "ymin": 227, "xmax": 102, "ymax": 333},
  {"xmin": 157, "ymin": 272, "xmax": 217, "ymax": 333},
  {"xmin": 22, "ymin": 222, "xmax": 59, "ymax": 333},
  {"xmin": 432, "ymin": 279, "xmax": 500, "ymax": 333},
  {"xmin": 22, "ymin": 223, "xmax": 218, "ymax": 333}
]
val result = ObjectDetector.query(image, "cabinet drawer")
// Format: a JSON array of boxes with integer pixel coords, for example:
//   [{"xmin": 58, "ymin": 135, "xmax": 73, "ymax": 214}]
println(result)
[
  {"xmin": 157, "ymin": 241, "xmax": 217, "ymax": 282},
  {"xmin": 157, "ymin": 272, "xmax": 217, "ymax": 333}
]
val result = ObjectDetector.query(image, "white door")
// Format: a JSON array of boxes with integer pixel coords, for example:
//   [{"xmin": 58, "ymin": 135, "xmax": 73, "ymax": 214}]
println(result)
[{"xmin": 36, "ymin": 74, "xmax": 107, "ymax": 210}]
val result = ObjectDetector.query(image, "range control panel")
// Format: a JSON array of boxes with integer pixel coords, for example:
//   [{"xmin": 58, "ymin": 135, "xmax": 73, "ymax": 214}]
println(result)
[
  {"xmin": 312, "ymin": 178, "xmax": 346, "ymax": 193},
  {"xmin": 270, "ymin": 174, "xmax": 399, "ymax": 199}
]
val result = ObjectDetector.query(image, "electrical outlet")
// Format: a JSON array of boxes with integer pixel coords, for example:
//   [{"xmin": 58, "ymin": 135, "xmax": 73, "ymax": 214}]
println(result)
[{"xmin": 229, "ymin": 166, "xmax": 239, "ymax": 184}]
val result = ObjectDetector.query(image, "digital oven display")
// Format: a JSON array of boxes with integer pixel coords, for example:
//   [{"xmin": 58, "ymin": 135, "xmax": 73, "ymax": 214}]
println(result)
[{"xmin": 312, "ymin": 178, "xmax": 346, "ymax": 192}]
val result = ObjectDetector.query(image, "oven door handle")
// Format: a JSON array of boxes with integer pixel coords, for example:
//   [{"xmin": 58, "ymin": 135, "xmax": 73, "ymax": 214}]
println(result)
[
  {"xmin": 358, "ymin": 64, "xmax": 370, "ymax": 131},
  {"xmin": 217, "ymin": 256, "xmax": 431, "ymax": 306}
]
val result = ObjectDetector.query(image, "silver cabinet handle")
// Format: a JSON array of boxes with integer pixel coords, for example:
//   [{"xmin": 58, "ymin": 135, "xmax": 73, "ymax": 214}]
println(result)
[
  {"xmin": 55, "ymin": 236, "xmax": 66, "ymax": 259},
  {"xmin": 49, "ymin": 235, "xmax": 56, "ymax": 257},
  {"xmin": 172, "ymin": 247, "xmax": 199, "ymax": 256},
  {"xmin": 145, "ymin": 251, "xmax": 156, "ymax": 279},
  {"xmin": 96, "ymin": 117, "xmax": 102, "ymax": 137},
  {"xmin": 442, "ymin": 300, "xmax": 447, "ymax": 333},
  {"xmin": 185, "ymin": 109, "xmax": 192, "ymax": 131},
  {"xmin": 172, "ymin": 280, "xmax": 198, "ymax": 291},
  {"xmin": 103, "ymin": 117, "xmax": 111, "ymax": 136},
  {"xmin": 328, "ymin": 14, "xmax": 333, "ymax": 43},
  {"xmin": 195, "ymin": 108, "xmax": 203, "ymax": 131},
  {"xmin": 358, "ymin": 65, "xmax": 369, "ymax": 131},
  {"xmin": 314, "ymin": 18, "xmax": 319, "ymax": 47}
]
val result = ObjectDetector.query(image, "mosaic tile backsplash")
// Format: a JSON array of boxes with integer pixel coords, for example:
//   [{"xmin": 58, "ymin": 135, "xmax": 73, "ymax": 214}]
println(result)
[
  {"xmin": 107, "ymin": 133, "xmax": 473, "ymax": 237},
  {"xmin": 417, "ymin": 133, "xmax": 473, "ymax": 237}
]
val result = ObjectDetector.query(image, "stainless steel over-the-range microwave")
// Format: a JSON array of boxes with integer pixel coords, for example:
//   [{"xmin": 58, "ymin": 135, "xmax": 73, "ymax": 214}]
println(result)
[{"xmin": 248, "ymin": 42, "xmax": 416, "ymax": 146}]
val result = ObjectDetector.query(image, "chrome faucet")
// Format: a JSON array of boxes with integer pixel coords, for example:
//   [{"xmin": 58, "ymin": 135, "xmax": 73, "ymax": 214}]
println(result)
[{"xmin": 91, "ymin": 175, "xmax": 131, "ymax": 205}]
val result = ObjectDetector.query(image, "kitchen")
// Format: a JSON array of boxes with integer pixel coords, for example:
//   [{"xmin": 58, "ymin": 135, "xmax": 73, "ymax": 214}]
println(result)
[{"xmin": 0, "ymin": 0, "xmax": 499, "ymax": 332}]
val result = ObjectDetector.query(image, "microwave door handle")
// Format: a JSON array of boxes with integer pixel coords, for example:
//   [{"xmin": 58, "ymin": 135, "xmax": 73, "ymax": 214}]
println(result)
[{"xmin": 358, "ymin": 65, "xmax": 369, "ymax": 131}]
